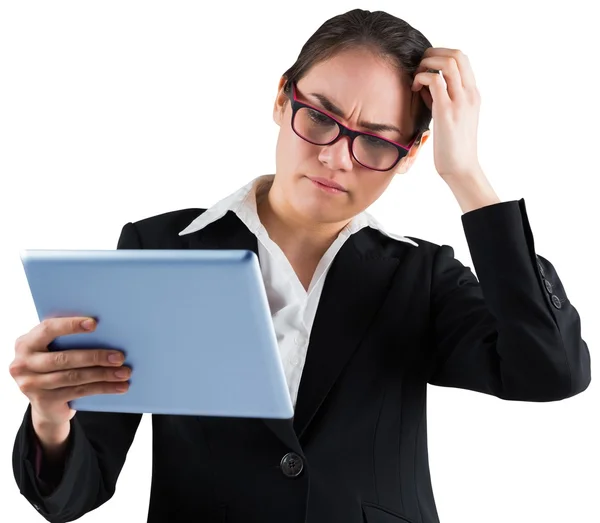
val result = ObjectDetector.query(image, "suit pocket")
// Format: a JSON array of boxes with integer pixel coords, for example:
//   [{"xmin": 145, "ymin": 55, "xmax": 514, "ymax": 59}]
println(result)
[{"xmin": 362, "ymin": 502, "xmax": 415, "ymax": 523}]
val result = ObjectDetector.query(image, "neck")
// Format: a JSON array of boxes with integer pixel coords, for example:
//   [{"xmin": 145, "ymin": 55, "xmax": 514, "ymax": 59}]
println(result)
[{"xmin": 256, "ymin": 180, "xmax": 349, "ymax": 261}]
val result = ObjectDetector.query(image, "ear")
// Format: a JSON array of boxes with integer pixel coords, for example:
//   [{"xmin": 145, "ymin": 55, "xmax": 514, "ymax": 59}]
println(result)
[
  {"xmin": 395, "ymin": 129, "xmax": 430, "ymax": 175},
  {"xmin": 272, "ymin": 76, "xmax": 288, "ymax": 126}
]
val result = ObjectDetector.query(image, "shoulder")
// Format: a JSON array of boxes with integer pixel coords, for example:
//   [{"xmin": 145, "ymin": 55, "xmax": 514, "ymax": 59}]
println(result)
[
  {"xmin": 360, "ymin": 228, "xmax": 465, "ymax": 287},
  {"xmin": 132, "ymin": 207, "xmax": 206, "ymax": 233},
  {"xmin": 121, "ymin": 208, "xmax": 207, "ymax": 248},
  {"xmin": 361, "ymin": 226, "xmax": 443, "ymax": 260}
]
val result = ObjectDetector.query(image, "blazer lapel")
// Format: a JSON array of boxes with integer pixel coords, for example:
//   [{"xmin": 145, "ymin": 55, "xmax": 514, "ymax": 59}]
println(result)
[
  {"xmin": 183, "ymin": 210, "xmax": 259, "ymax": 254},
  {"xmin": 292, "ymin": 233, "xmax": 400, "ymax": 440}
]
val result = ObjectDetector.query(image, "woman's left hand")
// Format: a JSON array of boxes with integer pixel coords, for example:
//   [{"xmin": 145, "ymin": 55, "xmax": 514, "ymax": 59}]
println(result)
[{"xmin": 412, "ymin": 47, "xmax": 484, "ymax": 181}]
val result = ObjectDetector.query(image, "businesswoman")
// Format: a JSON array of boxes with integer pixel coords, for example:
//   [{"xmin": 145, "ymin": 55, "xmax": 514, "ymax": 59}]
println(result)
[{"xmin": 10, "ymin": 8, "xmax": 591, "ymax": 523}]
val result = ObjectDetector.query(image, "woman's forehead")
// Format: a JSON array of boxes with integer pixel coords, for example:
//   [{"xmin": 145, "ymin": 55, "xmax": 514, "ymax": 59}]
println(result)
[
  {"xmin": 301, "ymin": 49, "xmax": 411, "ymax": 101},
  {"xmin": 298, "ymin": 54, "xmax": 416, "ymax": 132}
]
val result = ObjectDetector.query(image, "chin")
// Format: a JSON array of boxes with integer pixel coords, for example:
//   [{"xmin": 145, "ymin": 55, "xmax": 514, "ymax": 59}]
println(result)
[{"xmin": 296, "ymin": 196, "xmax": 352, "ymax": 225}]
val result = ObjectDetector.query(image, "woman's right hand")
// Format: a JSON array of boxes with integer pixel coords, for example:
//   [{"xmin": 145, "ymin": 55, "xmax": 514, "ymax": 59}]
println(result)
[{"xmin": 9, "ymin": 317, "xmax": 131, "ymax": 432}]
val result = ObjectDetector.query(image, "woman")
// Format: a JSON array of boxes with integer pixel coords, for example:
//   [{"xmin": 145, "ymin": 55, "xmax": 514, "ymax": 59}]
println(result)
[{"xmin": 9, "ymin": 8, "xmax": 591, "ymax": 523}]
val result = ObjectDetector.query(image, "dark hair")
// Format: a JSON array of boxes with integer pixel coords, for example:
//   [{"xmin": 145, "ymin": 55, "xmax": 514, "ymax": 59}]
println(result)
[{"xmin": 282, "ymin": 9, "xmax": 433, "ymax": 143}]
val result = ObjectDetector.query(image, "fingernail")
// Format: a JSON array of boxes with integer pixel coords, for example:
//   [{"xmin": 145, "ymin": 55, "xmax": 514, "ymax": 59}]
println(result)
[
  {"xmin": 116, "ymin": 382, "xmax": 129, "ymax": 393},
  {"xmin": 108, "ymin": 352, "xmax": 124, "ymax": 364},
  {"xmin": 81, "ymin": 319, "xmax": 95, "ymax": 330},
  {"xmin": 114, "ymin": 368, "xmax": 129, "ymax": 378}
]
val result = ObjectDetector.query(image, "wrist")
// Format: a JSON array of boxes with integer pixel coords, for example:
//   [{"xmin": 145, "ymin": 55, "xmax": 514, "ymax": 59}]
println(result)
[
  {"xmin": 31, "ymin": 410, "xmax": 71, "ymax": 456},
  {"xmin": 445, "ymin": 171, "xmax": 501, "ymax": 214}
]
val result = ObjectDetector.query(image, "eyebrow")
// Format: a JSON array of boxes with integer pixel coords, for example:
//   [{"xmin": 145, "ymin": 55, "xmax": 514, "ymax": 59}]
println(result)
[{"xmin": 308, "ymin": 92, "xmax": 406, "ymax": 137}]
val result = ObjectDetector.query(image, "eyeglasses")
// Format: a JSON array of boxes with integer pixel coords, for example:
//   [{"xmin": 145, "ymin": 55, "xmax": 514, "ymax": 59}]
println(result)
[{"xmin": 283, "ymin": 80, "xmax": 420, "ymax": 172}]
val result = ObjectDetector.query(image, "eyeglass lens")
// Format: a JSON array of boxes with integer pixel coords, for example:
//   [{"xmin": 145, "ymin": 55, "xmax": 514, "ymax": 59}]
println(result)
[{"xmin": 293, "ymin": 106, "xmax": 401, "ymax": 170}]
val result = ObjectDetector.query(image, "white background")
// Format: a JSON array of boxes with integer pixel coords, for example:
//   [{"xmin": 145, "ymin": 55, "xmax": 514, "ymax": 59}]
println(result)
[{"xmin": 1, "ymin": 1, "xmax": 598, "ymax": 522}]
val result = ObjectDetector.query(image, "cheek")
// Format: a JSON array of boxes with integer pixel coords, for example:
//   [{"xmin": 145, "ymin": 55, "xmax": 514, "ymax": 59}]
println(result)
[{"xmin": 277, "ymin": 126, "xmax": 316, "ymax": 166}]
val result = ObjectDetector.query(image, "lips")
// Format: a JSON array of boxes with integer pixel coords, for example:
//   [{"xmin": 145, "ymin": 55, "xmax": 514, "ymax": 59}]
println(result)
[{"xmin": 308, "ymin": 176, "xmax": 347, "ymax": 192}]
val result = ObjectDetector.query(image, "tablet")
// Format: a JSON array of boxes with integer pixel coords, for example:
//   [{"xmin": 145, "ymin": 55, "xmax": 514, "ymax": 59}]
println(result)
[{"xmin": 20, "ymin": 249, "xmax": 293, "ymax": 419}]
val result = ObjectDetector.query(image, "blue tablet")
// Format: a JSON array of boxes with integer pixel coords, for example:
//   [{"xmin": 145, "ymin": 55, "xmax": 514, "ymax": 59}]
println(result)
[{"xmin": 20, "ymin": 249, "xmax": 293, "ymax": 419}]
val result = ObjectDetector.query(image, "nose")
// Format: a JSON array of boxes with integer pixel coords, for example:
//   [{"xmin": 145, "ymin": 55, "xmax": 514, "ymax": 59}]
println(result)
[{"xmin": 317, "ymin": 135, "xmax": 354, "ymax": 171}]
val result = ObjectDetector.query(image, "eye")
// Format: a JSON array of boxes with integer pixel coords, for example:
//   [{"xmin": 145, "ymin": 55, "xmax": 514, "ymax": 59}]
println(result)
[
  {"xmin": 362, "ymin": 135, "xmax": 389, "ymax": 148},
  {"xmin": 307, "ymin": 109, "xmax": 335, "ymax": 125}
]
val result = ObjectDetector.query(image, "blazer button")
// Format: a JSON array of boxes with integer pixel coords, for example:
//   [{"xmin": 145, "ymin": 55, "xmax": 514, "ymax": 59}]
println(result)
[
  {"xmin": 280, "ymin": 452, "xmax": 304, "ymax": 478},
  {"xmin": 543, "ymin": 279, "xmax": 553, "ymax": 294},
  {"xmin": 538, "ymin": 261, "xmax": 545, "ymax": 278},
  {"xmin": 551, "ymin": 295, "xmax": 562, "ymax": 309}
]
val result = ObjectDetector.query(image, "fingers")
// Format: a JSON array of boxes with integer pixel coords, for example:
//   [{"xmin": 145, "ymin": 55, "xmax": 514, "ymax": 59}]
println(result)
[
  {"xmin": 26, "ymin": 348, "xmax": 125, "ymax": 373},
  {"xmin": 65, "ymin": 380, "xmax": 129, "ymax": 401},
  {"xmin": 422, "ymin": 48, "xmax": 477, "ymax": 90},
  {"xmin": 10, "ymin": 317, "xmax": 132, "ymax": 421},
  {"xmin": 12, "ymin": 316, "xmax": 126, "ymax": 374},
  {"xmin": 37, "ymin": 380, "xmax": 130, "ymax": 407},
  {"xmin": 413, "ymin": 48, "xmax": 478, "ymax": 102},
  {"xmin": 18, "ymin": 365, "xmax": 131, "ymax": 392},
  {"xmin": 414, "ymin": 57, "xmax": 457, "ymax": 101},
  {"xmin": 412, "ymin": 69, "xmax": 450, "ymax": 110},
  {"xmin": 14, "ymin": 317, "xmax": 97, "ymax": 359}
]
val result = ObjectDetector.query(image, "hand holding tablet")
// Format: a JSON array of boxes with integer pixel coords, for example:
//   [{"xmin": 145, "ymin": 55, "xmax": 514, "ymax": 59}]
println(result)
[{"xmin": 9, "ymin": 316, "xmax": 131, "ymax": 452}]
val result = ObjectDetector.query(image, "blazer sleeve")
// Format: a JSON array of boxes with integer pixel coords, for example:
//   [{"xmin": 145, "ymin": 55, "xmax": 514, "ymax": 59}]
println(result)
[
  {"xmin": 426, "ymin": 198, "xmax": 591, "ymax": 401},
  {"xmin": 12, "ymin": 222, "xmax": 144, "ymax": 521}
]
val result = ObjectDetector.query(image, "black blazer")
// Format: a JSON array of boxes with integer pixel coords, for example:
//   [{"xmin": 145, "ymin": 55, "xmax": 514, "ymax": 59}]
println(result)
[{"xmin": 13, "ymin": 198, "xmax": 591, "ymax": 523}]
